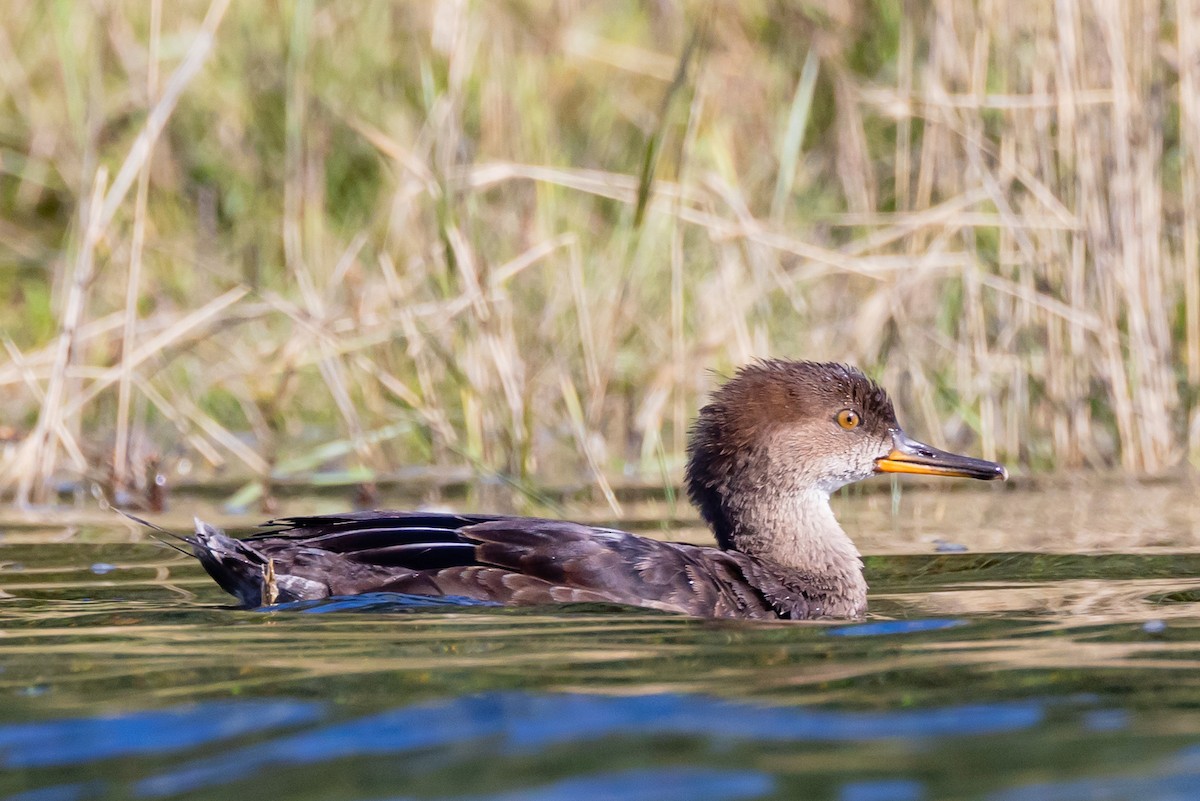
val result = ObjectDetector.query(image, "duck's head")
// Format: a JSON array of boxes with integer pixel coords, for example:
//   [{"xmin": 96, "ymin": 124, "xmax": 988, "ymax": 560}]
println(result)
[{"xmin": 686, "ymin": 360, "xmax": 1006, "ymax": 553}]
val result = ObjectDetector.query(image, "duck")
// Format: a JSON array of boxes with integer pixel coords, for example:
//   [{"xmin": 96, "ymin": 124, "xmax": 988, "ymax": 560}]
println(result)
[{"xmin": 181, "ymin": 360, "xmax": 1006, "ymax": 620}]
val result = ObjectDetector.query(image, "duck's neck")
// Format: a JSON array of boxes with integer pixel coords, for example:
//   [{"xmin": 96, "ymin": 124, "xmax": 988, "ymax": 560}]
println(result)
[{"xmin": 727, "ymin": 488, "xmax": 867, "ymax": 613}]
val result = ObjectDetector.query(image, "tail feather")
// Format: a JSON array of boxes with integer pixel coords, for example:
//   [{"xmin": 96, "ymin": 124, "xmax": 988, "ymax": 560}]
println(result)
[
  {"xmin": 118, "ymin": 509, "xmax": 268, "ymax": 606},
  {"xmin": 114, "ymin": 508, "xmax": 193, "ymax": 558},
  {"xmin": 189, "ymin": 518, "xmax": 271, "ymax": 607}
]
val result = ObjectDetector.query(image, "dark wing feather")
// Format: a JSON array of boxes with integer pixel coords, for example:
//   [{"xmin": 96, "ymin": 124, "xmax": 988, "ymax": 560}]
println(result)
[
  {"xmin": 341, "ymin": 542, "xmax": 480, "ymax": 569},
  {"xmin": 457, "ymin": 520, "xmax": 782, "ymax": 619},
  {"xmin": 249, "ymin": 512, "xmax": 508, "ymax": 550}
]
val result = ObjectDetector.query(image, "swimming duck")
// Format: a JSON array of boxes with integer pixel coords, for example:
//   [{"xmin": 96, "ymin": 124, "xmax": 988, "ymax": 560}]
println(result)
[{"xmin": 185, "ymin": 360, "xmax": 1006, "ymax": 619}]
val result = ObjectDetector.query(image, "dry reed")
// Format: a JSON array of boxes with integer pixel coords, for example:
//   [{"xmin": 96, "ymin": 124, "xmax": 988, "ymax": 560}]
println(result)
[{"xmin": 0, "ymin": 1, "xmax": 1197, "ymax": 507}]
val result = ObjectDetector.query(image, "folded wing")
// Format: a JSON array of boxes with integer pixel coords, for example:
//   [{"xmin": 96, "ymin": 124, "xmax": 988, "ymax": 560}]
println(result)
[{"xmin": 189, "ymin": 512, "xmax": 826, "ymax": 619}]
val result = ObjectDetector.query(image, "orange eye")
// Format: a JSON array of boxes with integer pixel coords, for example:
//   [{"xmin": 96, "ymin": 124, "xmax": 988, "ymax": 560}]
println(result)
[{"xmin": 836, "ymin": 409, "xmax": 860, "ymax": 430}]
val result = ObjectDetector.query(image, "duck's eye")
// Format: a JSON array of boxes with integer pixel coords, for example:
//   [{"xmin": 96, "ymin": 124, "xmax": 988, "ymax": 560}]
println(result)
[{"xmin": 836, "ymin": 409, "xmax": 860, "ymax": 430}]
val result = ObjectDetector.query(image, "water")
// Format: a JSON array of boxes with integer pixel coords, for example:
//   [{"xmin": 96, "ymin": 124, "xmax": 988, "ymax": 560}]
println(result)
[{"xmin": 1, "ymin": 480, "xmax": 1199, "ymax": 801}]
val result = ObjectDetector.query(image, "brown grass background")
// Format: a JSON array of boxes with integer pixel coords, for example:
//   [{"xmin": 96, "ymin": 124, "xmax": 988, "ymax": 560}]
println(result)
[{"xmin": 1, "ymin": 0, "xmax": 1198, "ymax": 507}]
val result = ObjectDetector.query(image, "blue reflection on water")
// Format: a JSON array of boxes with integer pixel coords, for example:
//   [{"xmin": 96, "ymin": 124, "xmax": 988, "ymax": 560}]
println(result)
[
  {"xmin": 827, "ymin": 619, "xmax": 966, "ymax": 637},
  {"xmin": 840, "ymin": 779, "xmax": 925, "ymax": 801},
  {"xmin": 0, "ymin": 700, "xmax": 325, "ymax": 768},
  {"xmin": 1080, "ymin": 708, "xmax": 1130, "ymax": 732},
  {"xmin": 1171, "ymin": 741, "xmax": 1200, "ymax": 768},
  {"xmin": 133, "ymin": 692, "xmax": 1043, "ymax": 796},
  {"xmin": 365, "ymin": 767, "xmax": 774, "ymax": 801}
]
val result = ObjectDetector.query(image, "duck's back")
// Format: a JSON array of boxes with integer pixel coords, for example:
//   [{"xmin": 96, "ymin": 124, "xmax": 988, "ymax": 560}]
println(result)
[{"xmin": 188, "ymin": 511, "xmax": 836, "ymax": 620}]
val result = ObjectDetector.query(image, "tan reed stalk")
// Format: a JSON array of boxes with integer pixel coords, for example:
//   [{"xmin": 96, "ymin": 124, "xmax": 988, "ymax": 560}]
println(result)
[
  {"xmin": 1180, "ymin": 1, "xmax": 1200, "ymax": 393},
  {"xmin": 15, "ymin": 169, "xmax": 107, "ymax": 505},
  {"xmin": 560, "ymin": 374, "xmax": 621, "ymax": 516},
  {"xmin": 96, "ymin": 0, "xmax": 232, "ymax": 235},
  {"xmin": 113, "ymin": 0, "xmax": 160, "ymax": 493}
]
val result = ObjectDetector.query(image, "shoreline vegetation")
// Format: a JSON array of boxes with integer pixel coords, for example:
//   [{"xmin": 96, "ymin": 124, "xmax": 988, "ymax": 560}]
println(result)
[{"xmin": 1, "ymin": 1, "xmax": 1198, "ymax": 510}]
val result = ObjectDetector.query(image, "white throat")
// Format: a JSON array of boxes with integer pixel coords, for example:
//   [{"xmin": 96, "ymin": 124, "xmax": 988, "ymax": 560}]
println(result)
[{"xmin": 732, "ymin": 487, "xmax": 866, "ymax": 597}]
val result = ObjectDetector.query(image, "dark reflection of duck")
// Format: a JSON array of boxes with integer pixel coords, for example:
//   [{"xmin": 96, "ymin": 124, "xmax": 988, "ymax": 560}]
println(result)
[{"xmin": 185, "ymin": 361, "xmax": 1006, "ymax": 620}]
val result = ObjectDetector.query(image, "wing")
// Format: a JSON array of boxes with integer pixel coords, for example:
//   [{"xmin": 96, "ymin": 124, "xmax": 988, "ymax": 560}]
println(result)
[
  {"xmin": 188, "ymin": 512, "xmax": 812, "ymax": 619},
  {"xmin": 449, "ymin": 520, "xmax": 783, "ymax": 618}
]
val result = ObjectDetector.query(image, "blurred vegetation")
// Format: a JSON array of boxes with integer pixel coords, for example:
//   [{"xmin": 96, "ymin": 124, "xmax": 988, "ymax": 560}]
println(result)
[{"xmin": 0, "ymin": 0, "xmax": 1198, "ymax": 508}]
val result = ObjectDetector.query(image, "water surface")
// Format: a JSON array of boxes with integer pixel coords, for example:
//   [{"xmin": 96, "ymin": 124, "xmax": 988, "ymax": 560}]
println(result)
[{"xmin": 1, "ymin": 480, "xmax": 1198, "ymax": 801}]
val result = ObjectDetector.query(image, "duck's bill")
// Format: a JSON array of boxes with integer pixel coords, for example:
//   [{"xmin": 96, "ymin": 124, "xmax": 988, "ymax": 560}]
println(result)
[{"xmin": 875, "ymin": 431, "xmax": 1008, "ymax": 481}]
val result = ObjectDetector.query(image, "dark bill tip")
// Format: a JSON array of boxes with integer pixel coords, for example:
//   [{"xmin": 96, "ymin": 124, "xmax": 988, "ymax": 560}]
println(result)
[{"xmin": 874, "ymin": 430, "xmax": 1008, "ymax": 481}]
